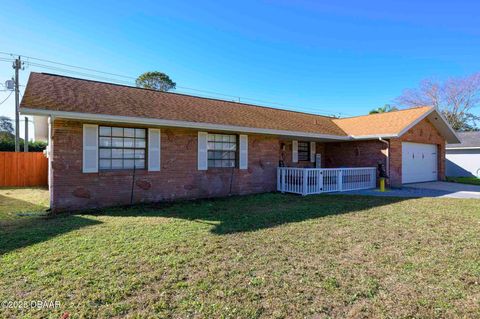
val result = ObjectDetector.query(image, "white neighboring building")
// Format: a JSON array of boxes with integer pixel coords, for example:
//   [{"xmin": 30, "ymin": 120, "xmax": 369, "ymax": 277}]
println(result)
[{"xmin": 446, "ymin": 132, "xmax": 480, "ymax": 177}]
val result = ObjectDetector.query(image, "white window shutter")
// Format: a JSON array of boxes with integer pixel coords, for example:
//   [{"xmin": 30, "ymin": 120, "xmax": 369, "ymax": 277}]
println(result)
[
  {"xmin": 239, "ymin": 134, "xmax": 248, "ymax": 169},
  {"xmin": 198, "ymin": 132, "xmax": 208, "ymax": 170},
  {"xmin": 148, "ymin": 128, "xmax": 161, "ymax": 171},
  {"xmin": 292, "ymin": 140, "xmax": 298, "ymax": 163},
  {"xmin": 83, "ymin": 124, "xmax": 98, "ymax": 173},
  {"xmin": 310, "ymin": 141, "xmax": 316, "ymax": 162}
]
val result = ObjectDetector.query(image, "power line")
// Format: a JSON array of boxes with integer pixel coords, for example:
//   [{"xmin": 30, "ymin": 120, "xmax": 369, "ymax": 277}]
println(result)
[
  {"xmin": 0, "ymin": 51, "xmax": 352, "ymax": 117},
  {"xmin": 0, "ymin": 91, "xmax": 13, "ymax": 106}
]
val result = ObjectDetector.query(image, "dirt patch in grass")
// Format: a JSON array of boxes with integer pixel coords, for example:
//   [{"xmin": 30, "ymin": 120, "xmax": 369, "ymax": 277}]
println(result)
[{"xmin": 1, "ymin": 190, "xmax": 479, "ymax": 318}]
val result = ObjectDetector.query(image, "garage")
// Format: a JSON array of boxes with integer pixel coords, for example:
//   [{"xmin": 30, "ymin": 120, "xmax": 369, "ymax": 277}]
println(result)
[{"xmin": 402, "ymin": 142, "xmax": 438, "ymax": 183}]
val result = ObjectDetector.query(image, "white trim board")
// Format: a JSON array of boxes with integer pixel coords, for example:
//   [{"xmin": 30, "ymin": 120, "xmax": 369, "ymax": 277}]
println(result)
[
  {"xmin": 20, "ymin": 106, "xmax": 461, "ymax": 143},
  {"xmin": 20, "ymin": 107, "xmax": 351, "ymax": 141}
]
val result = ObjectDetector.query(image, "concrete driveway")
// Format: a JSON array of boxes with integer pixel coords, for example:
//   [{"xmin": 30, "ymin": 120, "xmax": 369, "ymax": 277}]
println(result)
[
  {"xmin": 404, "ymin": 181, "xmax": 480, "ymax": 199},
  {"xmin": 337, "ymin": 181, "xmax": 480, "ymax": 199}
]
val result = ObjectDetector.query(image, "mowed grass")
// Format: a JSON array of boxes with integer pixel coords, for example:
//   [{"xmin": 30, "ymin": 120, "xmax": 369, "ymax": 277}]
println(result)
[
  {"xmin": 0, "ymin": 187, "xmax": 49, "ymax": 221},
  {"xmin": 1, "ymin": 189, "xmax": 479, "ymax": 318},
  {"xmin": 447, "ymin": 176, "xmax": 480, "ymax": 186}
]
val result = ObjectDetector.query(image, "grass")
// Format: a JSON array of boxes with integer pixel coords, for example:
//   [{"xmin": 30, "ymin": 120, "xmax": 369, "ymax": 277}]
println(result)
[
  {"xmin": 447, "ymin": 176, "xmax": 480, "ymax": 186},
  {"xmin": 1, "ymin": 189, "xmax": 479, "ymax": 318},
  {"xmin": 0, "ymin": 187, "xmax": 49, "ymax": 221}
]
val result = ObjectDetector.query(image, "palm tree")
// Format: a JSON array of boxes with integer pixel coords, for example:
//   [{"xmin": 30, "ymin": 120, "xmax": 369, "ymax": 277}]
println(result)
[{"xmin": 369, "ymin": 104, "xmax": 398, "ymax": 114}]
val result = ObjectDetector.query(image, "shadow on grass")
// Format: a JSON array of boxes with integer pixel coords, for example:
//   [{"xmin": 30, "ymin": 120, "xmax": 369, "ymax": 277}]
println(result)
[
  {"xmin": 0, "ymin": 195, "xmax": 101, "ymax": 255},
  {"xmin": 96, "ymin": 193, "xmax": 408, "ymax": 235}
]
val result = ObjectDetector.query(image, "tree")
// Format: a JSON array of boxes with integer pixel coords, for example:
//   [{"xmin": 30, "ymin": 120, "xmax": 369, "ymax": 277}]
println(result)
[
  {"xmin": 135, "ymin": 71, "xmax": 176, "ymax": 92},
  {"xmin": 0, "ymin": 116, "xmax": 14, "ymax": 134},
  {"xmin": 395, "ymin": 73, "xmax": 480, "ymax": 131},
  {"xmin": 369, "ymin": 104, "xmax": 398, "ymax": 114}
]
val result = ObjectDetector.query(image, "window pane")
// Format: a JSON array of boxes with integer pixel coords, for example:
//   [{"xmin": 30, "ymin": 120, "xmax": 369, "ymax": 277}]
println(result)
[
  {"xmin": 208, "ymin": 142, "xmax": 215, "ymax": 150},
  {"xmin": 221, "ymin": 151, "xmax": 230, "ymax": 159},
  {"xmin": 208, "ymin": 134, "xmax": 214, "ymax": 141},
  {"xmin": 99, "ymin": 149, "xmax": 111, "ymax": 158},
  {"xmin": 99, "ymin": 137, "xmax": 111, "ymax": 147},
  {"xmin": 99, "ymin": 126, "xmax": 111, "ymax": 136},
  {"xmin": 229, "ymin": 135, "xmax": 236, "ymax": 142},
  {"xmin": 124, "ymin": 128, "xmax": 135, "ymax": 137},
  {"xmin": 124, "ymin": 149, "xmax": 134, "ymax": 158},
  {"xmin": 112, "ymin": 149, "xmax": 123, "ymax": 158},
  {"xmin": 222, "ymin": 135, "xmax": 230, "ymax": 142},
  {"xmin": 208, "ymin": 160, "xmax": 215, "ymax": 167},
  {"xmin": 124, "ymin": 138, "xmax": 134, "ymax": 148},
  {"xmin": 124, "ymin": 160, "xmax": 134, "ymax": 169},
  {"xmin": 98, "ymin": 126, "xmax": 146, "ymax": 171},
  {"xmin": 112, "ymin": 127, "xmax": 123, "ymax": 137},
  {"xmin": 135, "ymin": 129, "xmax": 145, "ymax": 138},
  {"xmin": 135, "ymin": 160, "xmax": 145, "ymax": 169},
  {"xmin": 99, "ymin": 159, "xmax": 111, "ymax": 169},
  {"xmin": 112, "ymin": 138, "xmax": 123, "ymax": 147},
  {"xmin": 112, "ymin": 159, "xmax": 123, "ymax": 169},
  {"xmin": 135, "ymin": 139, "xmax": 146, "ymax": 148}
]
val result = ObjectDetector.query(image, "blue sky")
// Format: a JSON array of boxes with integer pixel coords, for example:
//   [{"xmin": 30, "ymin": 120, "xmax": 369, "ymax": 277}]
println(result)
[{"xmin": 1, "ymin": 0, "xmax": 479, "ymax": 137}]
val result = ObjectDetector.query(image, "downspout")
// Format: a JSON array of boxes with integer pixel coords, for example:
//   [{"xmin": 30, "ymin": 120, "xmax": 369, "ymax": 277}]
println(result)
[
  {"xmin": 378, "ymin": 137, "xmax": 390, "ymax": 181},
  {"xmin": 47, "ymin": 115, "xmax": 54, "ymax": 211}
]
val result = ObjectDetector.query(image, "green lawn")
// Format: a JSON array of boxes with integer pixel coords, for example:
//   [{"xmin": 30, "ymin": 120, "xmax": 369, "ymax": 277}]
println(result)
[
  {"xmin": 447, "ymin": 176, "xmax": 480, "ymax": 186},
  {"xmin": 1, "ymin": 189, "xmax": 479, "ymax": 318}
]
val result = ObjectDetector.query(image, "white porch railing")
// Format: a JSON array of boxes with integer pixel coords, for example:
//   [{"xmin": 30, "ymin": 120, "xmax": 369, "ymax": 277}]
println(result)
[{"xmin": 277, "ymin": 167, "xmax": 377, "ymax": 195}]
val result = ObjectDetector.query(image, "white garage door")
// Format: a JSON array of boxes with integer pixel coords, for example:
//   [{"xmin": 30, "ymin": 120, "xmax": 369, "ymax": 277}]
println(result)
[{"xmin": 402, "ymin": 142, "xmax": 438, "ymax": 183}]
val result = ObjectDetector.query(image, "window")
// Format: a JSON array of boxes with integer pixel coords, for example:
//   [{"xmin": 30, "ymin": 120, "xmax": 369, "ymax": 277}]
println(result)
[
  {"xmin": 298, "ymin": 141, "xmax": 310, "ymax": 161},
  {"xmin": 207, "ymin": 133, "xmax": 237, "ymax": 168},
  {"xmin": 98, "ymin": 126, "xmax": 146, "ymax": 170}
]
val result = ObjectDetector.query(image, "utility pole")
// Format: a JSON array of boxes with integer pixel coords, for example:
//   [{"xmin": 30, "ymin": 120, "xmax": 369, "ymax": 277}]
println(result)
[
  {"xmin": 12, "ymin": 56, "xmax": 23, "ymax": 152},
  {"xmin": 24, "ymin": 117, "xmax": 29, "ymax": 152}
]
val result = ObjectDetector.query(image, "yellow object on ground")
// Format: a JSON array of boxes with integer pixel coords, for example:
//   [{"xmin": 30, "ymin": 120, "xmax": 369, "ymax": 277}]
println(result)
[{"xmin": 379, "ymin": 178, "xmax": 385, "ymax": 192}]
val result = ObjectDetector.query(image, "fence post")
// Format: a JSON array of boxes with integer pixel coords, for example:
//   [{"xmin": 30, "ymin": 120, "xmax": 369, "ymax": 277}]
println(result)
[
  {"xmin": 277, "ymin": 167, "xmax": 280, "ymax": 191},
  {"xmin": 281, "ymin": 168, "xmax": 285, "ymax": 193},
  {"xmin": 302, "ymin": 169, "xmax": 308, "ymax": 195},
  {"xmin": 338, "ymin": 169, "xmax": 343, "ymax": 191}
]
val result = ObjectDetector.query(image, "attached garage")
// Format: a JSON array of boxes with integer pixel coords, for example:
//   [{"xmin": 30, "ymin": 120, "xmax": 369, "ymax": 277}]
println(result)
[{"xmin": 402, "ymin": 142, "xmax": 438, "ymax": 183}]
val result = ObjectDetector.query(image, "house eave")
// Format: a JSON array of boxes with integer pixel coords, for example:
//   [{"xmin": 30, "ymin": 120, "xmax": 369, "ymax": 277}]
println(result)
[{"xmin": 20, "ymin": 107, "xmax": 352, "ymax": 141}]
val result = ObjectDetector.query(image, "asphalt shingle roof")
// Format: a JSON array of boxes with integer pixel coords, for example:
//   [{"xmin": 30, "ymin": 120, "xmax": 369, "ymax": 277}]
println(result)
[
  {"xmin": 20, "ymin": 73, "xmax": 439, "ymax": 139},
  {"xmin": 447, "ymin": 131, "xmax": 480, "ymax": 148}
]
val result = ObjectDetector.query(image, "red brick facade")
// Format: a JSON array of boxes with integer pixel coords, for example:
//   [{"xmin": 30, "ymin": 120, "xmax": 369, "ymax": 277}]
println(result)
[
  {"xmin": 51, "ymin": 120, "xmax": 280, "ymax": 212},
  {"xmin": 50, "ymin": 117, "xmax": 446, "ymax": 212},
  {"xmin": 389, "ymin": 118, "xmax": 446, "ymax": 187}
]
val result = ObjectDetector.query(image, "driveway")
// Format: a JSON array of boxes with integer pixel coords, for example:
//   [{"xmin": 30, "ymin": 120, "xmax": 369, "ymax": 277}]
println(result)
[{"xmin": 337, "ymin": 181, "xmax": 480, "ymax": 199}]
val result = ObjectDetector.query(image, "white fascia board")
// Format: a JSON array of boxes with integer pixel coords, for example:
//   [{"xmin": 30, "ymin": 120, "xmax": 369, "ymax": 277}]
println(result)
[
  {"xmin": 350, "ymin": 134, "xmax": 398, "ymax": 140},
  {"xmin": 20, "ymin": 107, "xmax": 351, "ymax": 141},
  {"xmin": 446, "ymin": 146, "xmax": 480, "ymax": 150}
]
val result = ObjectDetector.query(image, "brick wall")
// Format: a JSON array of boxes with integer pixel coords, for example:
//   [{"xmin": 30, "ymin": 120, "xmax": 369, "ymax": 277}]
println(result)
[
  {"xmin": 324, "ymin": 140, "xmax": 387, "ymax": 169},
  {"xmin": 51, "ymin": 117, "xmax": 446, "ymax": 211},
  {"xmin": 389, "ymin": 118, "xmax": 446, "ymax": 187},
  {"xmin": 51, "ymin": 120, "xmax": 280, "ymax": 212}
]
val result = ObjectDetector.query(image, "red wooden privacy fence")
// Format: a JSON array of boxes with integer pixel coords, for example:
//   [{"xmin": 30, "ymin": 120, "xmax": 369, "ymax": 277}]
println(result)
[{"xmin": 0, "ymin": 152, "xmax": 48, "ymax": 187}]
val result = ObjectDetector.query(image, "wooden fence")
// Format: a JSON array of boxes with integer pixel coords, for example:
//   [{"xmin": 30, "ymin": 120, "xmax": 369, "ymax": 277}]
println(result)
[{"xmin": 0, "ymin": 152, "xmax": 48, "ymax": 187}]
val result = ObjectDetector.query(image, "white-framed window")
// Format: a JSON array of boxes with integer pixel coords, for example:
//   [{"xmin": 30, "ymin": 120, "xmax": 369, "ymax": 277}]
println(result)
[
  {"xmin": 207, "ymin": 133, "xmax": 237, "ymax": 168},
  {"xmin": 98, "ymin": 126, "xmax": 146, "ymax": 170},
  {"xmin": 297, "ymin": 141, "xmax": 310, "ymax": 162}
]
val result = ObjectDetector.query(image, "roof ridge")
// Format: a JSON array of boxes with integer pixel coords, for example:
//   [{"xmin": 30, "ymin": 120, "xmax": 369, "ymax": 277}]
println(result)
[
  {"xmin": 335, "ymin": 105, "xmax": 433, "ymax": 120},
  {"xmin": 34, "ymin": 72, "xmax": 337, "ymax": 119}
]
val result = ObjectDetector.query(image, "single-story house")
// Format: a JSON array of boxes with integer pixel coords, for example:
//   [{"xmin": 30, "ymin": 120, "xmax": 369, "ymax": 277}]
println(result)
[
  {"xmin": 446, "ymin": 131, "xmax": 480, "ymax": 177},
  {"xmin": 20, "ymin": 73, "xmax": 460, "ymax": 212}
]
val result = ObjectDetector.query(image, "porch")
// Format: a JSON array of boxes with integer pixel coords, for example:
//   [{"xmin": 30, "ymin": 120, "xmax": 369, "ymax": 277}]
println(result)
[{"xmin": 277, "ymin": 167, "xmax": 377, "ymax": 195}]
